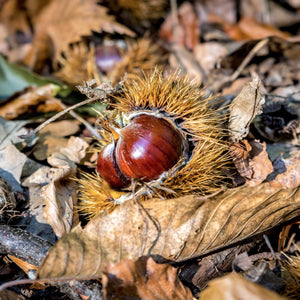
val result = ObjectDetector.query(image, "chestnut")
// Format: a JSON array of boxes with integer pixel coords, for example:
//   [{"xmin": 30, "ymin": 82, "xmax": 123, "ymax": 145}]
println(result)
[{"xmin": 96, "ymin": 113, "xmax": 185, "ymax": 188}]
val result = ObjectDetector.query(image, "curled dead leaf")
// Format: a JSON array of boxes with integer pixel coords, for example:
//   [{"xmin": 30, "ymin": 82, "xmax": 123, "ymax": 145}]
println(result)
[
  {"xmin": 230, "ymin": 140, "xmax": 273, "ymax": 186},
  {"xmin": 0, "ymin": 84, "xmax": 60, "ymax": 120},
  {"xmin": 30, "ymin": 137, "xmax": 89, "ymax": 238},
  {"xmin": 38, "ymin": 183, "xmax": 300, "ymax": 279},
  {"xmin": 229, "ymin": 75, "xmax": 265, "ymax": 142},
  {"xmin": 102, "ymin": 256, "xmax": 193, "ymax": 300}
]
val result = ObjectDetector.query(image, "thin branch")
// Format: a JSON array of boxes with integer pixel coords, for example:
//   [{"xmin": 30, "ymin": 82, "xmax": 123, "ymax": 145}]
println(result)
[{"xmin": 19, "ymin": 97, "xmax": 99, "ymax": 139}]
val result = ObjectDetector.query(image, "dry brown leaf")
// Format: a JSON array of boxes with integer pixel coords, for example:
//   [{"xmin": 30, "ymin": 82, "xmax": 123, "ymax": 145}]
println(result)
[
  {"xmin": 33, "ymin": 120, "xmax": 80, "ymax": 161},
  {"xmin": 102, "ymin": 257, "xmax": 193, "ymax": 300},
  {"xmin": 230, "ymin": 140, "xmax": 273, "ymax": 187},
  {"xmin": 41, "ymin": 137, "xmax": 88, "ymax": 237},
  {"xmin": 8, "ymin": 255, "xmax": 38, "ymax": 275},
  {"xmin": 193, "ymin": 42, "xmax": 229, "ymax": 74},
  {"xmin": 24, "ymin": 0, "xmax": 135, "ymax": 67},
  {"xmin": 0, "ymin": 84, "xmax": 60, "ymax": 120},
  {"xmin": 269, "ymin": 151, "xmax": 300, "ymax": 189},
  {"xmin": 39, "ymin": 120, "xmax": 80, "ymax": 138},
  {"xmin": 222, "ymin": 77, "xmax": 251, "ymax": 96},
  {"xmin": 159, "ymin": 2, "xmax": 200, "ymax": 50},
  {"xmin": 247, "ymin": 140, "xmax": 273, "ymax": 186},
  {"xmin": 229, "ymin": 75, "xmax": 265, "ymax": 142},
  {"xmin": 38, "ymin": 183, "xmax": 300, "ymax": 279},
  {"xmin": 199, "ymin": 273, "xmax": 288, "ymax": 300},
  {"xmin": 225, "ymin": 17, "xmax": 290, "ymax": 41}
]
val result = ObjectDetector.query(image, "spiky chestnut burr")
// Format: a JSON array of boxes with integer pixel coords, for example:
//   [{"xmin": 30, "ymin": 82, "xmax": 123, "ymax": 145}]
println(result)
[{"xmin": 78, "ymin": 70, "xmax": 229, "ymax": 218}]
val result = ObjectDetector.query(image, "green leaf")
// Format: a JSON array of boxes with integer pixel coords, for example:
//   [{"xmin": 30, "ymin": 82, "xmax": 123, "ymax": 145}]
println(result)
[{"xmin": 0, "ymin": 55, "xmax": 71, "ymax": 99}]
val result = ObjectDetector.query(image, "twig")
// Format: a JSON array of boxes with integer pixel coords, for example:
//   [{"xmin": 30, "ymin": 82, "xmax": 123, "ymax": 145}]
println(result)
[
  {"xmin": 19, "ymin": 97, "xmax": 99, "ymax": 139},
  {"xmin": 229, "ymin": 38, "xmax": 269, "ymax": 82},
  {"xmin": 170, "ymin": 0, "xmax": 179, "ymax": 45}
]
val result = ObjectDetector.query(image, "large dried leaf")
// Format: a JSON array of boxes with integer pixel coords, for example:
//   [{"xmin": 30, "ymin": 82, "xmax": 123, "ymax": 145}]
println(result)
[
  {"xmin": 102, "ymin": 256, "xmax": 193, "ymax": 300},
  {"xmin": 200, "ymin": 273, "xmax": 287, "ymax": 300},
  {"xmin": 38, "ymin": 183, "xmax": 300, "ymax": 279},
  {"xmin": 229, "ymin": 75, "xmax": 265, "ymax": 142},
  {"xmin": 24, "ymin": 0, "xmax": 135, "ymax": 65}
]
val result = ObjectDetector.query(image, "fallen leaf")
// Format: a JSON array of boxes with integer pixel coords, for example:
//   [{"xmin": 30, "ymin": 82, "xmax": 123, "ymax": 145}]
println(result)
[
  {"xmin": 26, "ymin": 137, "xmax": 88, "ymax": 238},
  {"xmin": 229, "ymin": 75, "xmax": 265, "ymax": 142},
  {"xmin": 222, "ymin": 77, "xmax": 251, "ymax": 96},
  {"xmin": 33, "ymin": 120, "xmax": 80, "ymax": 161},
  {"xmin": 33, "ymin": 136, "xmax": 69, "ymax": 161},
  {"xmin": 230, "ymin": 140, "xmax": 253, "ymax": 179},
  {"xmin": 0, "ymin": 143, "xmax": 27, "ymax": 192},
  {"xmin": 42, "ymin": 137, "xmax": 88, "ymax": 238},
  {"xmin": 159, "ymin": 2, "xmax": 200, "ymax": 50},
  {"xmin": 194, "ymin": 42, "xmax": 229, "ymax": 73},
  {"xmin": 230, "ymin": 140, "xmax": 274, "ymax": 186},
  {"xmin": 247, "ymin": 140, "xmax": 273, "ymax": 186},
  {"xmin": 8, "ymin": 255, "xmax": 38, "ymax": 275},
  {"xmin": 269, "ymin": 151, "xmax": 300, "ymax": 189},
  {"xmin": 200, "ymin": 273, "xmax": 287, "ymax": 300},
  {"xmin": 38, "ymin": 183, "xmax": 300, "ymax": 279},
  {"xmin": 102, "ymin": 257, "xmax": 193, "ymax": 300},
  {"xmin": 225, "ymin": 17, "xmax": 290, "ymax": 41},
  {"xmin": 22, "ymin": 165, "xmax": 58, "ymax": 244},
  {"xmin": 0, "ymin": 84, "xmax": 60, "ymax": 120},
  {"xmin": 24, "ymin": 0, "xmax": 135, "ymax": 67}
]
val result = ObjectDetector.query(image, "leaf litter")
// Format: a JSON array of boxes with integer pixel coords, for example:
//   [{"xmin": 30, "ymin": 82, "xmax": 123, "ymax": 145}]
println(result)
[{"xmin": 0, "ymin": 0, "xmax": 300, "ymax": 299}]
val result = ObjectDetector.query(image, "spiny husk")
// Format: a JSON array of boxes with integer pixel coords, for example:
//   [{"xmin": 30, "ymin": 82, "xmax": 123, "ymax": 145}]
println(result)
[
  {"xmin": 116, "ymin": 71, "xmax": 229, "ymax": 195},
  {"xmin": 109, "ymin": 38, "xmax": 167, "ymax": 85},
  {"xmin": 114, "ymin": 0, "xmax": 168, "ymax": 21},
  {"xmin": 55, "ymin": 43, "xmax": 96, "ymax": 86},
  {"xmin": 77, "ymin": 172, "xmax": 126, "ymax": 218},
  {"xmin": 79, "ymin": 70, "xmax": 230, "ymax": 218},
  {"xmin": 281, "ymin": 249, "xmax": 300, "ymax": 299}
]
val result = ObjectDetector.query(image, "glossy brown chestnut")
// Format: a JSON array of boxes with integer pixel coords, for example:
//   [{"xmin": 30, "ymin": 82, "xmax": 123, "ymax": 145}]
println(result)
[
  {"xmin": 96, "ymin": 143, "xmax": 130, "ymax": 188},
  {"xmin": 97, "ymin": 113, "xmax": 184, "ymax": 188}
]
